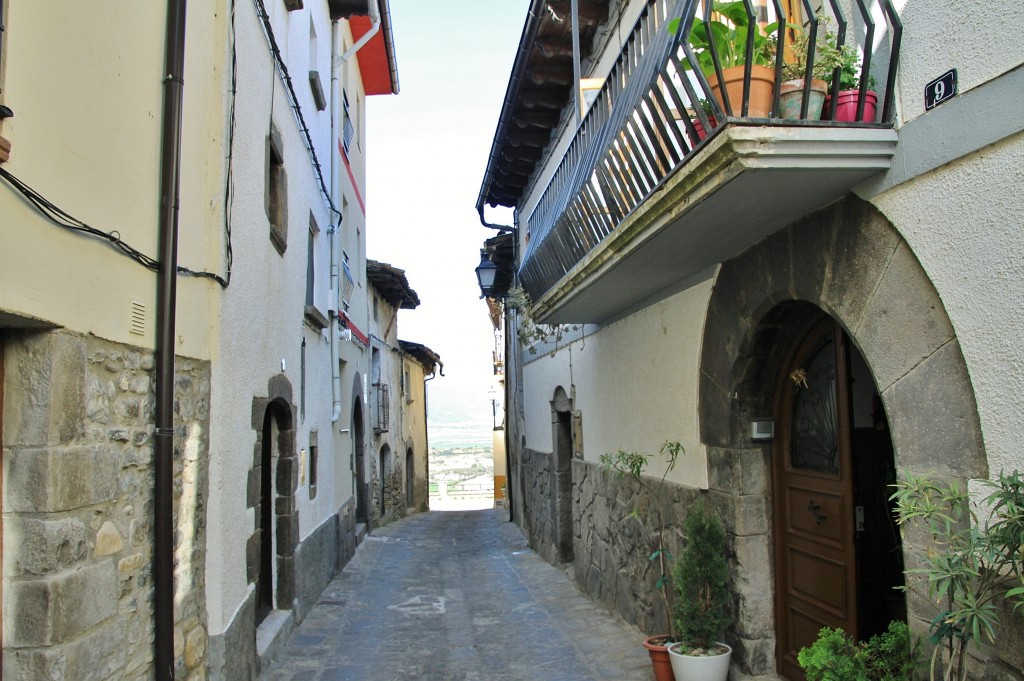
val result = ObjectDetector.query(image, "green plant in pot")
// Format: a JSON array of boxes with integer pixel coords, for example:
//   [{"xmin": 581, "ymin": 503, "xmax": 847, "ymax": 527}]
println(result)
[
  {"xmin": 667, "ymin": 499, "xmax": 732, "ymax": 681},
  {"xmin": 798, "ymin": 620, "xmax": 920, "ymax": 681},
  {"xmin": 891, "ymin": 470, "xmax": 1024, "ymax": 681},
  {"xmin": 823, "ymin": 42, "xmax": 878, "ymax": 122},
  {"xmin": 688, "ymin": 98, "xmax": 717, "ymax": 145},
  {"xmin": 671, "ymin": 1, "xmax": 779, "ymax": 118},
  {"xmin": 600, "ymin": 441, "xmax": 685, "ymax": 681},
  {"xmin": 777, "ymin": 16, "xmax": 852, "ymax": 120}
]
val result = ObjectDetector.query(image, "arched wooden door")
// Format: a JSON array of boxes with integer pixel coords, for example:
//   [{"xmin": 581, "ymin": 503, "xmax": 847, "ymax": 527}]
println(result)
[{"xmin": 773, "ymin": 318, "xmax": 858, "ymax": 680}]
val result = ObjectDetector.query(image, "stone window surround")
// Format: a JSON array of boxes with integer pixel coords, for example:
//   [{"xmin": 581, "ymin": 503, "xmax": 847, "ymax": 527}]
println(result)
[{"xmin": 266, "ymin": 126, "xmax": 287, "ymax": 256}]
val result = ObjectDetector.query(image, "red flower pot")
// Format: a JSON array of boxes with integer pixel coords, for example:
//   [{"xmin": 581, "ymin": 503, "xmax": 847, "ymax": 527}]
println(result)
[
  {"xmin": 825, "ymin": 89, "xmax": 878, "ymax": 122},
  {"xmin": 688, "ymin": 116, "xmax": 718, "ymax": 146}
]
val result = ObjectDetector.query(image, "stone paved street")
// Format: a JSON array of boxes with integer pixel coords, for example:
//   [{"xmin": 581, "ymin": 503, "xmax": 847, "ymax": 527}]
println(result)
[{"xmin": 260, "ymin": 509, "xmax": 652, "ymax": 681}]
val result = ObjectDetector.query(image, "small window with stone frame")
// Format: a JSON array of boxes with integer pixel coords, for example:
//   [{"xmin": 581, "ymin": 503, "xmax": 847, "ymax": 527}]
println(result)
[{"xmin": 266, "ymin": 127, "xmax": 287, "ymax": 255}]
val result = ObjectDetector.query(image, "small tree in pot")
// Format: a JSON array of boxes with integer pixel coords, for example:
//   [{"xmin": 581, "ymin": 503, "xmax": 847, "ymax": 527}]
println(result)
[
  {"xmin": 669, "ymin": 500, "xmax": 732, "ymax": 681},
  {"xmin": 600, "ymin": 441, "xmax": 685, "ymax": 681}
]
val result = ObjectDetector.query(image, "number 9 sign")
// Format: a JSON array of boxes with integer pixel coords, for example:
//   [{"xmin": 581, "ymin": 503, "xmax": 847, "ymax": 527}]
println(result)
[{"xmin": 925, "ymin": 69, "xmax": 958, "ymax": 111}]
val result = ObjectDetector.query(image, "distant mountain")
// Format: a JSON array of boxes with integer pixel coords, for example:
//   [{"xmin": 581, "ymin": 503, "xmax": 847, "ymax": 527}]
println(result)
[{"xmin": 425, "ymin": 380, "xmax": 495, "ymax": 450}]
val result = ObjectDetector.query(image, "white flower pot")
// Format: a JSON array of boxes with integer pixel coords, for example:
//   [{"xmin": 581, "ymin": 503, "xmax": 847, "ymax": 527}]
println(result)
[{"xmin": 667, "ymin": 642, "xmax": 732, "ymax": 681}]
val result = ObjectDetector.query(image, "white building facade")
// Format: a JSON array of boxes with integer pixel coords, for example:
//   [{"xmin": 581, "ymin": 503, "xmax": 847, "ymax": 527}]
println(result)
[
  {"xmin": 477, "ymin": 0, "xmax": 1024, "ymax": 678},
  {"xmin": 1, "ymin": 0, "xmax": 403, "ymax": 679}
]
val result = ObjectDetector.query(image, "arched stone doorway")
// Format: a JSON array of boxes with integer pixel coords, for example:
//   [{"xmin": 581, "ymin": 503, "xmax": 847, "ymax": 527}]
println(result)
[
  {"xmin": 379, "ymin": 444, "xmax": 392, "ymax": 517},
  {"xmin": 697, "ymin": 196, "xmax": 986, "ymax": 678},
  {"xmin": 405, "ymin": 447, "xmax": 414, "ymax": 507},
  {"xmin": 353, "ymin": 375, "xmax": 367, "ymax": 523},
  {"xmin": 249, "ymin": 375, "xmax": 299, "ymax": 625}
]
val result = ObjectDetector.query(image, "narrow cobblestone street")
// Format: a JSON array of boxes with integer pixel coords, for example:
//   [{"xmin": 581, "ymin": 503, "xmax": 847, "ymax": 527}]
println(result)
[{"xmin": 260, "ymin": 509, "xmax": 651, "ymax": 681}]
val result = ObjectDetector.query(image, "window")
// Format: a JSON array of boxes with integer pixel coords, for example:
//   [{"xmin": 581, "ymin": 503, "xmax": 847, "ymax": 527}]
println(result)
[
  {"xmin": 266, "ymin": 127, "xmax": 287, "ymax": 254},
  {"xmin": 342, "ymin": 90, "xmax": 354, "ymax": 155},
  {"xmin": 304, "ymin": 213, "xmax": 328, "ymax": 331},
  {"xmin": 308, "ymin": 430, "xmax": 318, "ymax": 500},
  {"xmin": 308, "ymin": 18, "xmax": 326, "ymax": 111},
  {"xmin": 306, "ymin": 214, "xmax": 317, "ymax": 307}
]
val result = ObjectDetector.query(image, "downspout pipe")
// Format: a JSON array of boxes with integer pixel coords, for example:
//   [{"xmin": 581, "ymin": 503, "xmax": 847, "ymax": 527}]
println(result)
[
  {"xmin": 330, "ymin": 20, "xmax": 344, "ymax": 423},
  {"xmin": 339, "ymin": 0, "xmax": 381, "ymax": 64},
  {"xmin": 154, "ymin": 0, "xmax": 187, "ymax": 678},
  {"xmin": 475, "ymin": 0, "xmax": 545, "ymax": 231}
]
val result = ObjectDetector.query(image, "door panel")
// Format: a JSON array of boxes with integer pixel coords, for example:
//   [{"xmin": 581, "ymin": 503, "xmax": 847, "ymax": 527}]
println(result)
[{"xmin": 774, "ymin": 319, "xmax": 858, "ymax": 680}]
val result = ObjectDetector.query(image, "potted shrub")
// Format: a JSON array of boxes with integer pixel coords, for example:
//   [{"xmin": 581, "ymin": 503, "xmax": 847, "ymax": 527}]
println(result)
[
  {"xmin": 798, "ymin": 620, "xmax": 920, "ymax": 681},
  {"xmin": 777, "ymin": 17, "xmax": 850, "ymax": 120},
  {"xmin": 891, "ymin": 470, "xmax": 1024, "ymax": 681},
  {"xmin": 667, "ymin": 500, "xmax": 732, "ymax": 681},
  {"xmin": 823, "ymin": 48, "xmax": 878, "ymax": 122},
  {"xmin": 600, "ymin": 441, "xmax": 685, "ymax": 681},
  {"xmin": 688, "ymin": 98, "xmax": 718, "ymax": 146},
  {"xmin": 672, "ymin": 1, "xmax": 778, "ymax": 118}
]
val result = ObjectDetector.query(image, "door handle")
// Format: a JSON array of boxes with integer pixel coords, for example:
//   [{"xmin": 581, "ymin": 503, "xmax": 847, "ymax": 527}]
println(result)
[{"xmin": 808, "ymin": 500, "xmax": 827, "ymax": 525}]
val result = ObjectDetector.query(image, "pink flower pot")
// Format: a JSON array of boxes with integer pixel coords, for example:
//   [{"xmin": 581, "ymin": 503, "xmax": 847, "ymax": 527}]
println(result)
[{"xmin": 825, "ymin": 89, "xmax": 878, "ymax": 122}]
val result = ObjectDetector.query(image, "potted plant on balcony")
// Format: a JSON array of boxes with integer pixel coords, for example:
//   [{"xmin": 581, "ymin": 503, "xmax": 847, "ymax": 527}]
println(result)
[
  {"xmin": 667, "ymin": 500, "xmax": 732, "ymax": 681},
  {"xmin": 777, "ymin": 17, "xmax": 852, "ymax": 120},
  {"xmin": 672, "ymin": 1, "xmax": 778, "ymax": 118},
  {"xmin": 823, "ymin": 48, "xmax": 878, "ymax": 122},
  {"xmin": 688, "ymin": 98, "xmax": 718, "ymax": 145},
  {"xmin": 600, "ymin": 442, "xmax": 685, "ymax": 681}
]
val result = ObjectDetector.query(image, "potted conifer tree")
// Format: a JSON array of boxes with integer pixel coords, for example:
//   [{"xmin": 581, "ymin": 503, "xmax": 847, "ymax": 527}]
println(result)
[
  {"xmin": 668, "ymin": 500, "xmax": 732, "ymax": 681},
  {"xmin": 600, "ymin": 442, "xmax": 684, "ymax": 681}
]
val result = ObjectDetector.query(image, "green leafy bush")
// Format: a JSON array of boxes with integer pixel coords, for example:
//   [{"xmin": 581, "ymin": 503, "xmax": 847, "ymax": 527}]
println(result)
[
  {"xmin": 891, "ymin": 470, "xmax": 1024, "ymax": 681},
  {"xmin": 798, "ymin": 621, "xmax": 919, "ymax": 681}
]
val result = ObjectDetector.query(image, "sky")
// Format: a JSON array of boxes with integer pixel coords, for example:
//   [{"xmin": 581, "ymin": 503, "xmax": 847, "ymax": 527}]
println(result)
[{"xmin": 365, "ymin": 0, "xmax": 525, "ymax": 441}]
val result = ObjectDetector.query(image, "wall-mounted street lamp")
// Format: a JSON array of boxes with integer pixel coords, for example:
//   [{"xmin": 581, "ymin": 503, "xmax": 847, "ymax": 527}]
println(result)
[{"xmin": 475, "ymin": 249, "xmax": 498, "ymax": 299}]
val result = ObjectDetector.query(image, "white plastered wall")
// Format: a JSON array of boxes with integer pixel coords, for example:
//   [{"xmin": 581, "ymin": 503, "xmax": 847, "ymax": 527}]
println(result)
[
  {"xmin": 522, "ymin": 277, "xmax": 713, "ymax": 488},
  {"xmin": 0, "ymin": 1, "xmax": 218, "ymax": 359},
  {"xmin": 204, "ymin": 0, "xmax": 359, "ymax": 635},
  {"xmin": 870, "ymin": 132, "xmax": 1024, "ymax": 481}
]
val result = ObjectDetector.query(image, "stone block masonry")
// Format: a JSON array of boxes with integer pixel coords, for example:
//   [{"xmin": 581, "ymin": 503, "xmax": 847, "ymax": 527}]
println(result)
[{"xmin": 3, "ymin": 329, "xmax": 210, "ymax": 681}]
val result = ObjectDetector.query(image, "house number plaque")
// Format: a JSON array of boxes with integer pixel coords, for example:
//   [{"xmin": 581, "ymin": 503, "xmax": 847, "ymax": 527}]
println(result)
[{"xmin": 925, "ymin": 69, "xmax": 957, "ymax": 110}]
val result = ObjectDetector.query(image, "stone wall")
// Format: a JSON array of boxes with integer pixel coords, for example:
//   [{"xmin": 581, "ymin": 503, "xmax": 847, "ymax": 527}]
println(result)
[
  {"xmin": 519, "ymin": 447, "xmax": 558, "ymax": 565},
  {"xmin": 514, "ymin": 443, "xmax": 777, "ymax": 675},
  {"xmin": 572, "ymin": 459, "xmax": 705, "ymax": 637},
  {"xmin": 3, "ymin": 329, "xmax": 210, "ymax": 680}
]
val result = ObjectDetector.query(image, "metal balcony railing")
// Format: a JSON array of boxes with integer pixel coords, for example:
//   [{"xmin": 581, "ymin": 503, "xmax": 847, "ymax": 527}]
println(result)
[{"xmin": 519, "ymin": 0, "xmax": 902, "ymax": 302}]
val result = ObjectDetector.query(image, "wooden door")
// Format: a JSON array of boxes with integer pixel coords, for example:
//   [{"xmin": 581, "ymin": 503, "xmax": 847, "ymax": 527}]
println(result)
[{"xmin": 774, "ymin": 319, "xmax": 858, "ymax": 680}]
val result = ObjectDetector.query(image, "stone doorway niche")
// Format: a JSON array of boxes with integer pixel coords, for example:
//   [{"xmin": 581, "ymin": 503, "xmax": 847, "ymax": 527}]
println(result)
[
  {"xmin": 697, "ymin": 196, "xmax": 986, "ymax": 678},
  {"xmin": 250, "ymin": 375, "xmax": 299, "ymax": 625},
  {"xmin": 379, "ymin": 444, "xmax": 391, "ymax": 516},
  {"xmin": 405, "ymin": 447, "xmax": 414, "ymax": 507},
  {"xmin": 551, "ymin": 386, "xmax": 574, "ymax": 564},
  {"xmin": 353, "ymin": 378, "xmax": 367, "ymax": 523}
]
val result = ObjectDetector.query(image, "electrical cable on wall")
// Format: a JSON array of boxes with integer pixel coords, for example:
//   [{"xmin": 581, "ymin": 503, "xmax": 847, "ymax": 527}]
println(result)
[
  {"xmin": 252, "ymin": 0, "xmax": 340, "ymax": 221},
  {"xmin": 0, "ymin": 166, "xmax": 228, "ymax": 286}
]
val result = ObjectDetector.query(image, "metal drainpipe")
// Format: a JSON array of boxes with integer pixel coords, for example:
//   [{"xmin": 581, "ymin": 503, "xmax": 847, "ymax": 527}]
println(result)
[
  {"xmin": 154, "ymin": 0, "xmax": 187, "ymax": 678},
  {"xmin": 339, "ymin": 0, "xmax": 381, "ymax": 64}
]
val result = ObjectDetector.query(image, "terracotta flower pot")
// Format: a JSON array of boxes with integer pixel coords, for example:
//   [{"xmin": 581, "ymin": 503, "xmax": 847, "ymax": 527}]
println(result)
[
  {"xmin": 824, "ymin": 89, "xmax": 878, "ymax": 122},
  {"xmin": 778, "ymin": 78, "xmax": 827, "ymax": 120},
  {"xmin": 643, "ymin": 635, "xmax": 676, "ymax": 681},
  {"xmin": 707, "ymin": 64, "xmax": 775, "ymax": 119}
]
